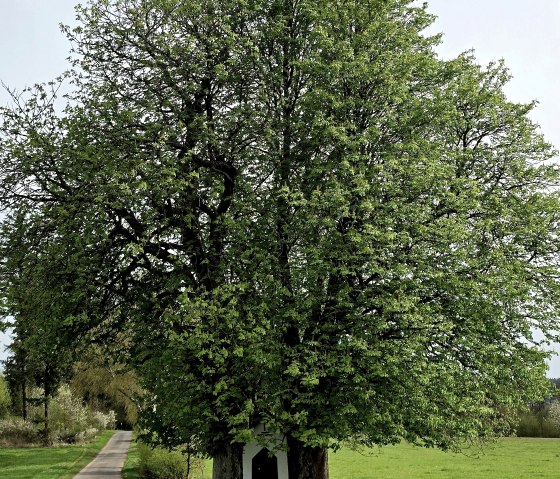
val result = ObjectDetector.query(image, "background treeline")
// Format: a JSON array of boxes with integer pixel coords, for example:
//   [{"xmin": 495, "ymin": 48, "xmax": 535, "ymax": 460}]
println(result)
[
  {"xmin": 516, "ymin": 378, "xmax": 560, "ymax": 438},
  {"xmin": 0, "ymin": 344, "xmax": 140, "ymax": 446},
  {"xmin": 0, "ymin": 343, "xmax": 207, "ymax": 478}
]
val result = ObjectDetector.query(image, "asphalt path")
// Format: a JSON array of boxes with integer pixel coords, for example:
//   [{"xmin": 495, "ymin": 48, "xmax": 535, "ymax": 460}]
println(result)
[{"xmin": 73, "ymin": 430, "xmax": 133, "ymax": 479}]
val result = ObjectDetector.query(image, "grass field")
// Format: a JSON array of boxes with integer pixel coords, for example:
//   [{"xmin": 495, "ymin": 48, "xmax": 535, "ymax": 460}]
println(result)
[
  {"xmin": 121, "ymin": 437, "xmax": 560, "ymax": 479},
  {"xmin": 0, "ymin": 430, "xmax": 114, "ymax": 479},
  {"xmin": 328, "ymin": 438, "xmax": 560, "ymax": 479},
  {"xmin": 4, "ymin": 435, "xmax": 560, "ymax": 478}
]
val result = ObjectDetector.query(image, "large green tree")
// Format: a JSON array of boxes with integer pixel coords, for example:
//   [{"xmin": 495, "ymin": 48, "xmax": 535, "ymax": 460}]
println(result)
[{"xmin": 1, "ymin": 0, "xmax": 560, "ymax": 477}]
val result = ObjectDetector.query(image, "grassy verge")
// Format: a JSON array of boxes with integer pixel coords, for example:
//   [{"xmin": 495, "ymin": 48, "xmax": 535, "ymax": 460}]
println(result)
[
  {"xmin": 196, "ymin": 458, "xmax": 213, "ymax": 479},
  {"xmin": 0, "ymin": 430, "xmax": 114, "ymax": 479},
  {"xmin": 122, "ymin": 437, "xmax": 212, "ymax": 479},
  {"xmin": 121, "ymin": 435, "xmax": 140, "ymax": 479}
]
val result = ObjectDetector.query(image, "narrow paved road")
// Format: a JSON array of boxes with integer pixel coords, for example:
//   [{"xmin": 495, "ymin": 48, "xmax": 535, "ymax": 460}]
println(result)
[{"xmin": 74, "ymin": 430, "xmax": 133, "ymax": 478}]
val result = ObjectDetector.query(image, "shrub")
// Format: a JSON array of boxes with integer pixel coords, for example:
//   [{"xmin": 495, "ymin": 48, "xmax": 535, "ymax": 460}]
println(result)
[
  {"xmin": 138, "ymin": 442, "xmax": 205, "ymax": 479},
  {"xmin": 49, "ymin": 384, "xmax": 91, "ymax": 442},
  {"xmin": 26, "ymin": 386, "xmax": 47, "ymax": 426},
  {"xmin": 27, "ymin": 384, "xmax": 115, "ymax": 443},
  {"xmin": 0, "ymin": 417, "xmax": 40, "ymax": 447},
  {"xmin": 0, "ymin": 383, "xmax": 116, "ymax": 446},
  {"xmin": 547, "ymin": 400, "xmax": 560, "ymax": 430},
  {"xmin": 75, "ymin": 427, "xmax": 100, "ymax": 443},
  {"xmin": 517, "ymin": 412, "xmax": 560, "ymax": 438},
  {"xmin": 91, "ymin": 410, "xmax": 117, "ymax": 430},
  {"xmin": 49, "ymin": 384, "xmax": 116, "ymax": 443}
]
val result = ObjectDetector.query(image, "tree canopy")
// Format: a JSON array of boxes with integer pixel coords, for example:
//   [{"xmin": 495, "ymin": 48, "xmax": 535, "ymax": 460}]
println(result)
[{"xmin": 1, "ymin": 0, "xmax": 560, "ymax": 478}]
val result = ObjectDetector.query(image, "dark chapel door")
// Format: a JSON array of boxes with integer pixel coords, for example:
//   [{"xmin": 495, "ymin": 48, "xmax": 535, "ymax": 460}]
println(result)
[{"xmin": 252, "ymin": 448, "xmax": 279, "ymax": 479}]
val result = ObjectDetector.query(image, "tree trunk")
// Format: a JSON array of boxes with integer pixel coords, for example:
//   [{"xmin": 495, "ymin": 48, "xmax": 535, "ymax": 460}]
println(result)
[
  {"xmin": 43, "ymin": 385, "xmax": 51, "ymax": 445},
  {"xmin": 287, "ymin": 435, "xmax": 329, "ymax": 479},
  {"xmin": 21, "ymin": 352, "xmax": 28, "ymax": 420},
  {"xmin": 212, "ymin": 443, "xmax": 243, "ymax": 479},
  {"xmin": 21, "ymin": 377, "xmax": 27, "ymax": 421},
  {"xmin": 43, "ymin": 365, "xmax": 52, "ymax": 445}
]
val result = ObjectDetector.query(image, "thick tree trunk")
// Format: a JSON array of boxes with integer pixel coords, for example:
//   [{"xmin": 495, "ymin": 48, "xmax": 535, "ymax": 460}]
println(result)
[
  {"xmin": 287, "ymin": 436, "xmax": 329, "ymax": 479},
  {"xmin": 212, "ymin": 443, "xmax": 243, "ymax": 479}
]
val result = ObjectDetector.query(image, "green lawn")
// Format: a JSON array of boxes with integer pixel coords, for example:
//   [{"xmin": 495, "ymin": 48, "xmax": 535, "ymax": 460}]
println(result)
[
  {"xmin": 17, "ymin": 434, "xmax": 554, "ymax": 479},
  {"xmin": 121, "ymin": 437, "xmax": 560, "ymax": 479},
  {"xmin": 0, "ymin": 430, "xmax": 114, "ymax": 479},
  {"xmin": 329, "ymin": 438, "xmax": 560, "ymax": 479}
]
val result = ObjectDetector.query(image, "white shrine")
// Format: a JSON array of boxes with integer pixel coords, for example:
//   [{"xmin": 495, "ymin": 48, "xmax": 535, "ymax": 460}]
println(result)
[{"xmin": 242, "ymin": 423, "xmax": 289, "ymax": 479}]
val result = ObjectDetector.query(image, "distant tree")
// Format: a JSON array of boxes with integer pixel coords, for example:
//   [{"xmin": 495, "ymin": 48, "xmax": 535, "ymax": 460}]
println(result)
[
  {"xmin": 549, "ymin": 378, "xmax": 560, "ymax": 390},
  {"xmin": 1, "ymin": 0, "xmax": 560, "ymax": 477},
  {"xmin": 3, "ymin": 329, "xmax": 72, "ymax": 443},
  {"xmin": 71, "ymin": 346, "xmax": 142, "ymax": 427},
  {"xmin": 3, "ymin": 339, "xmax": 29, "ymax": 420},
  {"xmin": 547, "ymin": 400, "xmax": 560, "ymax": 431},
  {"xmin": 1, "ymin": 253, "xmax": 75, "ymax": 439},
  {"xmin": 0, "ymin": 374, "xmax": 10, "ymax": 418}
]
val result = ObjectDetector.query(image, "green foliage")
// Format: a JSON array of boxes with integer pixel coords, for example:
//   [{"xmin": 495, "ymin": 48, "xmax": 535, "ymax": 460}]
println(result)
[
  {"xmin": 138, "ymin": 442, "xmax": 206, "ymax": 479},
  {"xmin": 1, "ymin": 0, "xmax": 559, "ymax": 472},
  {"xmin": 48, "ymin": 384, "xmax": 114, "ymax": 443},
  {"xmin": 2, "ymin": 316, "xmax": 74, "ymax": 431},
  {"xmin": 3, "ymin": 383, "xmax": 115, "ymax": 445},
  {"xmin": 516, "ymin": 398, "xmax": 560, "ymax": 438},
  {"xmin": 0, "ymin": 374, "xmax": 10, "ymax": 418},
  {"xmin": 70, "ymin": 346, "xmax": 143, "ymax": 427},
  {"xmin": 516, "ymin": 412, "xmax": 560, "ymax": 438}
]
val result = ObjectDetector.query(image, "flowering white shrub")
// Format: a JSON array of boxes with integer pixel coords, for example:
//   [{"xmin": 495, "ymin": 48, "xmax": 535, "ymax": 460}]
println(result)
[
  {"xmin": 76, "ymin": 427, "xmax": 99, "ymax": 443},
  {"xmin": 51, "ymin": 385, "xmax": 119, "ymax": 442},
  {"xmin": 547, "ymin": 400, "xmax": 560, "ymax": 430},
  {"xmin": 91, "ymin": 410, "xmax": 117, "ymax": 430},
  {"xmin": 0, "ymin": 384, "xmax": 116, "ymax": 445},
  {"xmin": 50, "ymin": 384, "xmax": 91, "ymax": 442},
  {"xmin": 0, "ymin": 417, "xmax": 39, "ymax": 447}
]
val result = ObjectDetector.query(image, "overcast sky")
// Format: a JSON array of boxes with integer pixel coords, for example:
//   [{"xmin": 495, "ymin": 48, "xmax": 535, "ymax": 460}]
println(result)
[{"xmin": 1, "ymin": 1, "xmax": 559, "ymax": 374}]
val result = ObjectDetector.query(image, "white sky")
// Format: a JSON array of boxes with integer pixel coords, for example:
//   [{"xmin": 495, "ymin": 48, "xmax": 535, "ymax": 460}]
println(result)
[
  {"xmin": 425, "ymin": 0, "xmax": 560, "ymax": 158},
  {"xmin": 424, "ymin": 0, "xmax": 560, "ymax": 377},
  {"xmin": 0, "ymin": 1, "xmax": 559, "ymax": 375}
]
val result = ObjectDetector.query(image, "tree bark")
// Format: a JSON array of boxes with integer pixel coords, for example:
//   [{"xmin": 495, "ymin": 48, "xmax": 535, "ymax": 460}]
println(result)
[
  {"xmin": 21, "ymin": 375, "xmax": 27, "ymax": 421},
  {"xmin": 43, "ymin": 393, "xmax": 50, "ymax": 444},
  {"xmin": 287, "ymin": 435, "xmax": 329, "ymax": 479},
  {"xmin": 212, "ymin": 443, "xmax": 244, "ymax": 479},
  {"xmin": 43, "ymin": 375, "xmax": 51, "ymax": 446}
]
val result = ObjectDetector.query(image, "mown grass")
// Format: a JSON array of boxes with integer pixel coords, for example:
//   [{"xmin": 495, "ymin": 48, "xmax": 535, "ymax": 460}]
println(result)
[
  {"xmin": 122, "ymin": 436, "xmax": 140, "ymax": 479},
  {"xmin": 0, "ymin": 430, "xmax": 114, "ymax": 479},
  {"xmin": 8, "ymin": 434, "xmax": 557, "ymax": 479},
  {"xmin": 168, "ymin": 438, "xmax": 560, "ymax": 479},
  {"xmin": 329, "ymin": 438, "xmax": 560, "ymax": 478}
]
